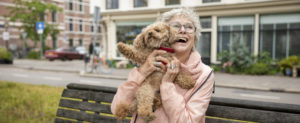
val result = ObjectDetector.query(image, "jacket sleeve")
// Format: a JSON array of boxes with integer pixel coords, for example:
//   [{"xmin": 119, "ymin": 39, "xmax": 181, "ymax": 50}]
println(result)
[
  {"xmin": 160, "ymin": 72, "xmax": 215, "ymax": 123},
  {"xmin": 111, "ymin": 68, "xmax": 145, "ymax": 115}
]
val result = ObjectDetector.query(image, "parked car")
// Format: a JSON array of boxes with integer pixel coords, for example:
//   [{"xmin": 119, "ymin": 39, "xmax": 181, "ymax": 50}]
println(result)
[
  {"xmin": 45, "ymin": 47, "xmax": 85, "ymax": 61},
  {"xmin": 75, "ymin": 46, "xmax": 87, "ymax": 55}
]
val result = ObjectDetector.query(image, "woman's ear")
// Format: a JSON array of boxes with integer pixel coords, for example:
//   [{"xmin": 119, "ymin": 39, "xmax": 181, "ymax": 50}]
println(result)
[{"xmin": 133, "ymin": 33, "xmax": 146, "ymax": 49}]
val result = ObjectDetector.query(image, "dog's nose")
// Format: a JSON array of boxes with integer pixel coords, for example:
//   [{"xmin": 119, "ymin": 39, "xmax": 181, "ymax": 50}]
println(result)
[{"xmin": 149, "ymin": 32, "xmax": 152, "ymax": 36}]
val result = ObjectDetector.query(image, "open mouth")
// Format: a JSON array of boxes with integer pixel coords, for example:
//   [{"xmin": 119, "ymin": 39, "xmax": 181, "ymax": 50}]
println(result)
[{"xmin": 176, "ymin": 38, "xmax": 187, "ymax": 43}]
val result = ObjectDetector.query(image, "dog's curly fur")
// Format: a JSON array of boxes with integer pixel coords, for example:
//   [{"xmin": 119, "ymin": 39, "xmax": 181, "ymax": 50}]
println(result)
[{"xmin": 115, "ymin": 22, "xmax": 196, "ymax": 121}]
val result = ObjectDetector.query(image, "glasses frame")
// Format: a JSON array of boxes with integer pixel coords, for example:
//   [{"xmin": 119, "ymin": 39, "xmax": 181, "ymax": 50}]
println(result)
[{"xmin": 169, "ymin": 22, "xmax": 196, "ymax": 34}]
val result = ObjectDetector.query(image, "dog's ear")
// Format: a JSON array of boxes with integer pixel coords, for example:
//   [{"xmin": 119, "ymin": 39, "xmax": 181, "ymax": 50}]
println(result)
[
  {"xmin": 168, "ymin": 25, "xmax": 177, "ymax": 43},
  {"xmin": 133, "ymin": 33, "xmax": 146, "ymax": 49}
]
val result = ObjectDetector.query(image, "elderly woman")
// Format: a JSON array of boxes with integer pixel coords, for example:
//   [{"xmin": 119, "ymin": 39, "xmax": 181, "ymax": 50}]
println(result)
[{"xmin": 111, "ymin": 8, "xmax": 215, "ymax": 123}]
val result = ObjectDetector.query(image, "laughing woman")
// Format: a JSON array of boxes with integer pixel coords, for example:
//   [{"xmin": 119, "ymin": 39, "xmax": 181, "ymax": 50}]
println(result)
[{"xmin": 111, "ymin": 8, "xmax": 215, "ymax": 123}]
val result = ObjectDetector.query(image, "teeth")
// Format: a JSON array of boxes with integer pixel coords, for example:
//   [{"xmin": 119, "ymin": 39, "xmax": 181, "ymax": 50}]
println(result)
[{"xmin": 177, "ymin": 38, "xmax": 187, "ymax": 42}]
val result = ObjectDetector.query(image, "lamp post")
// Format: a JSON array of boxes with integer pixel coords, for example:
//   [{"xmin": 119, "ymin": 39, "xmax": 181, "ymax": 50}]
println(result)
[{"xmin": 22, "ymin": 32, "xmax": 27, "ymax": 57}]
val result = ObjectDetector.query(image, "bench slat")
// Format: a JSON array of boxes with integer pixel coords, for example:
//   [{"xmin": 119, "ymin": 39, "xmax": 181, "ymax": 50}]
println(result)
[
  {"xmin": 56, "ymin": 108, "xmax": 130, "ymax": 123},
  {"xmin": 62, "ymin": 89, "xmax": 115, "ymax": 102},
  {"xmin": 207, "ymin": 105, "xmax": 300, "ymax": 123},
  {"xmin": 59, "ymin": 99, "xmax": 111, "ymax": 114},
  {"xmin": 55, "ymin": 118, "xmax": 77, "ymax": 123}
]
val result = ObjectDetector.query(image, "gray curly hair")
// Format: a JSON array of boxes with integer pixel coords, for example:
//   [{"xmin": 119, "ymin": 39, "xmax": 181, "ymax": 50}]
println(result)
[{"xmin": 159, "ymin": 7, "xmax": 201, "ymax": 44}]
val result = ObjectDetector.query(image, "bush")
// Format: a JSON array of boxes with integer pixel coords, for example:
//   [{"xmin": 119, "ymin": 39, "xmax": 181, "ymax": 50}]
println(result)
[
  {"xmin": 279, "ymin": 56, "xmax": 299, "ymax": 70},
  {"xmin": 27, "ymin": 51, "xmax": 40, "ymax": 59},
  {"xmin": 218, "ymin": 39, "xmax": 253, "ymax": 73},
  {"xmin": 0, "ymin": 47, "xmax": 13, "ymax": 64},
  {"xmin": 246, "ymin": 63, "xmax": 270, "ymax": 75}
]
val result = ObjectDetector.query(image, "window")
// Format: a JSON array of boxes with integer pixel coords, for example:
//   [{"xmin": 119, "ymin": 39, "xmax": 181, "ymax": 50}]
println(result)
[
  {"xmin": 200, "ymin": 17, "xmax": 211, "ymax": 29},
  {"xmin": 134, "ymin": 0, "xmax": 147, "ymax": 7},
  {"xmin": 90, "ymin": 21, "xmax": 94, "ymax": 32},
  {"xmin": 79, "ymin": 39, "xmax": 83, "ymax": 46},
  {"xmin": 79, "ymin": 0, "xmax": 83, "ymax": 12},
  {"xmin": 106, "ymin": 0, "xmax": 118, "ymax": 9},
  {"xmin": 79, "ymin": 20, "xmax": 83, "ymax": 32},
  {"xmin": 197, "ymin": 17, "xmax": 212, "ymax": 65},
  {"xmin": 203, "ymin": 0, "xmax": 221, "ymax": 3},
  {"xmin": 165, "ymin": 0, "xmax": 180, "ymax": 5},
  {"xmin": 116, "ymin": 21, "xmax": 154, "ymax": 57},
  {"xmin": 260, "ymin": 13, "xmax": 300, "ymax": 60},
  {"xmin": 69, "ymin": 0, "xmax": 73, "ymax": 10},
  {"xmin": 69, "ymin": 39, "xmax": 73, "ymax": 47},
  {"xmin": 98, "ymin": 25, "xmax": 101, "ymax": 33},
  {"xmin": 196, "ymin": 32, "xmax": 211, "ymax": 64},
  {"xmin": 217, "ymin": 16, "xmax": 254, "ymax": 55},
  {"xmin": 52, "ymin": 11, "xmax": 57, "ymax": 22},
  {"xmin": 69, "ymin": 19, "xmax": 73, "ymax": 31}
]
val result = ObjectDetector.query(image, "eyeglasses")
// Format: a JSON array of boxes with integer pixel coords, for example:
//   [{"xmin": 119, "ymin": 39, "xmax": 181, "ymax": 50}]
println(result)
[{"xmin": 169, "ymin": 22, "xmax": 196, "ymax": 33}]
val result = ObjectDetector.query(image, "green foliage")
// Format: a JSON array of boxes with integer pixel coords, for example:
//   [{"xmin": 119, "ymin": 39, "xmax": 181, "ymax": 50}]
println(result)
[
  {"xmin": 246, "ymin": 63, "xmax": 270, "ymax": 75},
  {"xmin": 229, "ymin": 40, "xmax": 253, "ymax": 72},
  {"xmin": 126, "ymin": 63, "xmax": 135, "ymax": 68},
  {"xmin": 6, "ymin": 0, "xmax": 62, "ymax": 47},
  {"xmin": 0, "ymin": 47, "xmax": 13, "ymax": 62},
  {"xmin": 279, "ymin": 56, "xmax": 299, "ymax": 70},
  {"xmin": 218, "ymin": 40, "xmax": 279, "ymax": 75},
  {"xmin": 210, "ymin": 65, "xmax": 222, "ymax": 72},
  {"xmin": 218, "ymin": 40, "xmax": 253, "ymax": 73},
  {"xmin": 27, "ymin": 51, "xmax": 40, "ymax": 59},
  {"xmin": 0, "ymin": 81, "xmax": 63, "ymax": 123}
]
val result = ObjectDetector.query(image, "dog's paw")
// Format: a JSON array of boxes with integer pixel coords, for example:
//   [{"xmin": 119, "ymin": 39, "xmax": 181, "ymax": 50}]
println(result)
[
  {"xmin": 115, "ymin": 102, "xmax": 130, "ymax": 120},
  {"xmin": 139, "ymin": 111, "xmax": 156, "ymax": 121}
]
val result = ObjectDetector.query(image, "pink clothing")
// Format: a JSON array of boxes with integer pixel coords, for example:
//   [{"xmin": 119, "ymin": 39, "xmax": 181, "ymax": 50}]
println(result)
[{"xmin": 111, "ymin": 51, "xmax": 215, "ymax": 123}]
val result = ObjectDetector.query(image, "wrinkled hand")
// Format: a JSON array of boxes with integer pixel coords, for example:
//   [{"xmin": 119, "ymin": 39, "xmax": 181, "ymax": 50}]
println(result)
[
  {"xmin": 138, "ymin": 50, "xmax": 169, "ymax": 77},
  {"xmin": 162, "ymin": 56, "xmax": 180, "ymax": 83}
]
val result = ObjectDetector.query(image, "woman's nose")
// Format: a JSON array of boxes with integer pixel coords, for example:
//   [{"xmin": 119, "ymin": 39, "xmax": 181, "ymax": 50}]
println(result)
[{"xmin": 178, "ymin": 26, "xmax": 186, "ymax": 33}]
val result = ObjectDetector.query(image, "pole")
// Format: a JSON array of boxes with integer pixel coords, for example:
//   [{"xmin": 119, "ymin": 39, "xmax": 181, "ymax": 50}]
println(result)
[{"xmin": 40, "ymin": 34, "xmax": 43, "ymax": 58}]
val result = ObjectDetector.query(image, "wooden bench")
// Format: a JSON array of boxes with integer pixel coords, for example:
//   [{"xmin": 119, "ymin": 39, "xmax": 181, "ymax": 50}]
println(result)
[
  {"xmin": 55, "ymin": 83, "xmax": 300, "ymax": 123},
  {"xmin": 293, "ymin": 65, "xmax": 300, "ymax": 78}
]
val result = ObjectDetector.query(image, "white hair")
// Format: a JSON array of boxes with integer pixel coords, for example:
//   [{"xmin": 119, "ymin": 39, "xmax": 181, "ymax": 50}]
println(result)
[{"xmin": 159, "ymin": 7, "xmax": 201, "ymax": 43}]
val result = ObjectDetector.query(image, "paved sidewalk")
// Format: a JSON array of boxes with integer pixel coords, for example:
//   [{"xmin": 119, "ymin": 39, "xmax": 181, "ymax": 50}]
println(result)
[{"xmin": 12, "ymin": 59, "xmax": 300, "ymax": 93}]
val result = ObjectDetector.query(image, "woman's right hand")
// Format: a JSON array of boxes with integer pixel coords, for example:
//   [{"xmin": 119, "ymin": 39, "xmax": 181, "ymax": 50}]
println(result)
[{"xmin": 138, "ymin": 50, "xmax": 169, "ymax": 77}]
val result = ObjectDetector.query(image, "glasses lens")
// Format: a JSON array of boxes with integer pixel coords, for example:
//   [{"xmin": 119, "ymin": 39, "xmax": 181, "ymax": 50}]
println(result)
[{"xmin": 169, "ymin": 23, "xmax": 195, "ymax": 33}]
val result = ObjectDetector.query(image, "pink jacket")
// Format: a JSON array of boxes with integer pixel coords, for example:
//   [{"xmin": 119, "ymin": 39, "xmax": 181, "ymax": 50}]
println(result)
[{"xmin": 111, "ymin": 51, "xmax": 215, "ymax": 123}]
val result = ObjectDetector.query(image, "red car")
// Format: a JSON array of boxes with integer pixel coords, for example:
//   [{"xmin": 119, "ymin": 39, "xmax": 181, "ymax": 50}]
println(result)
[{"xmin": 45, "ymin": 47, "xmax": 85, "ymax": 61}]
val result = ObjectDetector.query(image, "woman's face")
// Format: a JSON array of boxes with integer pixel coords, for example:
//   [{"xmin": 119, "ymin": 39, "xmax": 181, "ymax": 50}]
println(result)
[{"xmin": 168, "ymin": 15, "xmax": 195, "ymax": 55}]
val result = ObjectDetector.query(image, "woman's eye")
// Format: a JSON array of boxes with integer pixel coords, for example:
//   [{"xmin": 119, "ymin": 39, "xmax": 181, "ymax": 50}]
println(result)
[{"xmin": 174, "ymin": 25, "xmax": 181, "ymax": 28}]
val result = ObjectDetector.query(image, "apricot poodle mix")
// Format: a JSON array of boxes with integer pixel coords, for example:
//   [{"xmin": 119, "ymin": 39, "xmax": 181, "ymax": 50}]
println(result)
[{"xmin": 116, "ymin": 22, "xmax": 196, "ymax": 121}]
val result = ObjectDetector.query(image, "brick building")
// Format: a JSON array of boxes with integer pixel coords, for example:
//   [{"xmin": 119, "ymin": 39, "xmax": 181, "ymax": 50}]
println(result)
[{"xmin": 0, "ymin": 0, "xmax": 101, "ymax": 54}]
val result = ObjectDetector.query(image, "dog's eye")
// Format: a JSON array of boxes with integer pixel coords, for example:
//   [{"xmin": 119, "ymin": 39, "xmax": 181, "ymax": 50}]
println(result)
[{"xmin": 155, "ymin": 29, "xmax": 160, "ymax": 32}]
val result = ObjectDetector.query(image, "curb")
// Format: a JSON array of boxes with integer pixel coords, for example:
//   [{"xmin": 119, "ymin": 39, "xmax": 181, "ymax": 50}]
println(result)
[
  {"xmin": 79, "ymin": 71, "xmax": 127, "ymax": 80},
  {"xmin": 11, "ymin": 65, "xmax": 300, "ymax": 93},
  {"xmin": 13, "ymin": 66, "xmax": 80, "ymax": 73}
]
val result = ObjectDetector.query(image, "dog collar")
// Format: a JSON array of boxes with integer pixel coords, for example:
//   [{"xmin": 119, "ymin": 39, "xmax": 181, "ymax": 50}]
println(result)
[
  {"xmin": 158, "ymin": 47, "xmax": 175, "ymax": 53},
  {"xmin": 157, "ymin": 47, "xmax": 174, "ymax": 65}
]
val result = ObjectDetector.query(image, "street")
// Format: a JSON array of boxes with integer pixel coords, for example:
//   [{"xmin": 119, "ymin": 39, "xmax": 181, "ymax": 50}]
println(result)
[{"xmin": 1, "ymin": 65, "xmax": 300, "ymax": 105}]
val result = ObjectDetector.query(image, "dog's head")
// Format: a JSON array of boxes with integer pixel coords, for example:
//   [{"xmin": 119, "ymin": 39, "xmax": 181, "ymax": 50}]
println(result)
[{"xmin": 134, "ymin": 22, "xmax": 177, "ymax": 49}]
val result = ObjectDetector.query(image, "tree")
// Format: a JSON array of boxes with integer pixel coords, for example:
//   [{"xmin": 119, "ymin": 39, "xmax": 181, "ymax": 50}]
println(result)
[{"xmin": 6, "ymin": 0, "xmax": 63, "ymax": 48}]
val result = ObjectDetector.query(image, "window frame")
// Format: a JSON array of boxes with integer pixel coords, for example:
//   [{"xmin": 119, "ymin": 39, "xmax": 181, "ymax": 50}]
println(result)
[
  {"xmin": 134, "ymin": 0, "xmax": 148, "ymax": 8},
  {"xmin": 106, "ymin": 0, "xmax": 119, "ymax": 9}
]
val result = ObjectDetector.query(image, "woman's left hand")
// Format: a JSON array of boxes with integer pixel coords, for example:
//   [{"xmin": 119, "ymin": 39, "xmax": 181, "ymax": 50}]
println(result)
[{"xmin": 162, "ymin": 56, "xmax": 180, "ymax": 83}]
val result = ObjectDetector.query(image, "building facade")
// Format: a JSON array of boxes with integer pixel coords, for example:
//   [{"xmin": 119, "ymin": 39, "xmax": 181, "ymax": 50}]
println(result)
[
  {"xmin": 0, "ymin": 0, "xmax": 100, "ymax": 54},
  {"xmin": 99, "ymin": 0, "xmax": 300, "ymax": 64}
]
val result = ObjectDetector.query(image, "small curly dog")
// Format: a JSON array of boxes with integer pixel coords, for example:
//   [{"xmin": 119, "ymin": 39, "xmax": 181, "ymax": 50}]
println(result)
[{"xmin": 115, "ymin": 22, "xmax": 196, "ymax": 121}]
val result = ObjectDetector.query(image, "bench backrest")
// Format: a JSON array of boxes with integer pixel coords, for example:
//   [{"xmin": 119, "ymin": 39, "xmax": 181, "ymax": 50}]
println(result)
[
  {"xmin": 55, "ymin": 83, "xmax": 300, "ymax": 123},
  {"xmin": 55, "ymin": 83, "xmax": 130, "ymax": 123}
]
